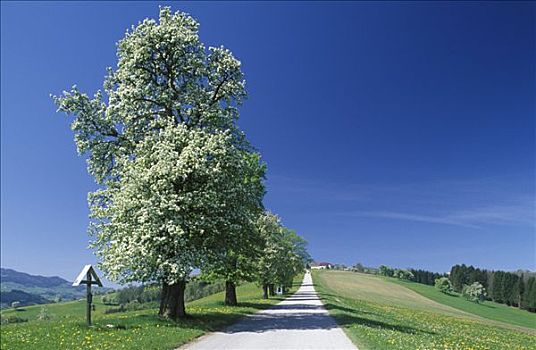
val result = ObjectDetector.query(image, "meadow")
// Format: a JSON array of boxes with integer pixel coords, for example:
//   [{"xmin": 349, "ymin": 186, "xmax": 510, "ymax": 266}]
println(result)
[
  {"xmin": 314, "ymin": 270, "xmax": 535, "ymax": 350},
  {"xmin": 0, "ymin": 278, "xmax": 301, "ymax": 350},
  {"xmin": 390, "ymin": 277, "xmax": 536, "ymax": 329}
]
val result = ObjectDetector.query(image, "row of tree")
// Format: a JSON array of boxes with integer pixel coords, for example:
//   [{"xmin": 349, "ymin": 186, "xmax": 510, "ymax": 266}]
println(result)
[
  {"xmin": 374, "ymin": 263, "xmax": 535, "ymax": 312},
  {"xmin": 378, "ymin": 266, "xmax": 447, "ymax": 286},
  {"xmin": 409, "ymin": 269, "xmax": 446, "ymax": 286},
  {"xmin": 54, "ymin": 8, "xmax": 309, "ymax": 320},
  {"xmin": 434, "ymin": 277, "xmax": 488, "ymax": 304},
  {"xmin": 450, "ymin": 264, "xmax": 536, "ymax": 312},
  {"xmin": 378, "ymin": 265, "xmax": 414, "ymax": 280}
]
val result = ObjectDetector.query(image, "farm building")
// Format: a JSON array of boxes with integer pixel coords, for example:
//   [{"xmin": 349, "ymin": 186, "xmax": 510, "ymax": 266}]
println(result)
[{"xmin": 310, "ymin": 262, "xmax": 333, "ymax": 270}]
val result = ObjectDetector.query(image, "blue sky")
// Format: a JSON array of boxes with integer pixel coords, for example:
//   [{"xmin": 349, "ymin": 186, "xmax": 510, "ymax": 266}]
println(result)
[{"xmin": 1, "ymin": 2, "xmax": 534, "ymax": 283}]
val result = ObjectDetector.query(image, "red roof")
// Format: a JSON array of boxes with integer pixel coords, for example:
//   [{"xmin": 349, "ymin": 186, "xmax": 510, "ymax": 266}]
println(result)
[{"xmin": 316, "ymin": 262, "xmax": 332, "ymax": 266}]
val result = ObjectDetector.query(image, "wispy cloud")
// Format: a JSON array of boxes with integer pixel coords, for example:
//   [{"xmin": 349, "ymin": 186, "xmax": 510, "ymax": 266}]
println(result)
[
  {"xmin": 268, "ymin": 173, "xmax": 535, "ymax": 229},
  {"xmin": 349, "ymin": 203, "xmax": 535, "ymax": 229},
  {"xmin": 353, "ymin": 211, "xmax": 480, "ymax": 228}
]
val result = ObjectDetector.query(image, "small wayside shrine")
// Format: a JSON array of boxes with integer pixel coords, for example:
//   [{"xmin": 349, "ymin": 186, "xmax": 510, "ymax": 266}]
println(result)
[{"xmin": 73, "ymin": 265, "xmax": 103, "ymax": 326}]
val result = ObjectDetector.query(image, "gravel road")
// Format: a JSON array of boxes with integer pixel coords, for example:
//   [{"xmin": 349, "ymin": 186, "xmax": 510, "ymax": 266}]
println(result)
[{"xmin": 180, "ymin": 272, "xmax": 357, "ymax": 350}]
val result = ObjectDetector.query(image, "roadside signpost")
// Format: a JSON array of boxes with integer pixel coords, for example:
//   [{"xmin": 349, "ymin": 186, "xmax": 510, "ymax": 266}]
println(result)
[{"xmin": 73, "ymin": 265, "xmax": 103, "ymax": 326}]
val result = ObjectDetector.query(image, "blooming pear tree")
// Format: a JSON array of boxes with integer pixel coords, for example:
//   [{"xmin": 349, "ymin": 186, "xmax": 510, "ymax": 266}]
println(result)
[
  {"xmin": 53, "ymin": 8, "xmax": 263, "ymax": 320},
  {"xmin": 463, "ymin": 282, "xmax": 487, "ymax": 303},
  {"xmin": 255, "ymin": 212, "xmax": 310, "ymax": 298},
  {"xmin": 198, "ymin": 151, "xmax": 266, "ymax": 306},
  {"xmin": 91, "ymin": 126, "xmax": 262, "ymax": 318},
  {"xmin": 255, "ymin": 212, "xmax": 284, "ymax": 298},
  {"xmin": 278, "ymin": 228, "xmax": 310, "ymax": 292}
]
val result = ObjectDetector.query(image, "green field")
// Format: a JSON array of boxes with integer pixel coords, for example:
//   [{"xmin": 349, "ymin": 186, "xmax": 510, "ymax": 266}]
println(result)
[
  {"xmin": 314, "ymin": 270, "xmax": 535, "ymax": 350},
  {"xmin": 0, "ymin": 277, "xmax": 302, "ymax": 350},
  {"xmin": 390, "ymin": 277, "xmax": 536, "ymax": 329}
]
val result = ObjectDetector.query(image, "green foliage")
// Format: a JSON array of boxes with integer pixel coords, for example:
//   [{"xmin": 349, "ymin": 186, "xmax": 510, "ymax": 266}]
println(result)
[
  {"xmin": 184, "ymin": 281, "xmax": 226, "ymax": 302},
  {"xmin": 103, "ymin": 304, "xmax": 126, "ymax": 314},
  {"xmin": 450, "ymin": 264, "xmax": 533, "ymax": 311},
  {"xmin": 462, "ymin": 282, "xmax": 487, "ymax": 303},
  {"xmin": 434, "ymin": 277, "xmax": 453, "ymax": 294},
  {"xmin": 255, "ymin": 212, "xmax": 310, "ymax": 292},
  {"xmin": 103, "ymin": 280, "xmax": 227, "ymax": 314},
  {"xmin": 104, "ymin": 300, "xmax": 157, "ymax": 314},
  {"xmin": 113, "ymin": 281, "xmax": 226, "ymax": 306},
  {"xmin": 378, "ymin": 266, "xmax": 414, "ymax": 281},
  {"xmin": 492, "ymin": 270, "xmax": 505, "ymax": 303},
  {"xmin": 379, "ymin": 265, "xmax": 394, "ymax": 277},
  {"xmin": 522, "ymin": 277, "xmax": 536, "ymax": 312},
  {"xmin": 410, "ymin": 269, "xmax": 445, "ymax": 286},
  {"xmin": 101, "ymin": 295, "xmax": 117, "ymax": 306},
  {"xmin": 352, "ymin": 263, "xmax": 365, "ymax": 273},
  {"xmin": 115, "ymin": 285, "xmax": 159, "ymax": 305},
  {"xmin": 393, "ymin": 269, "xmax": 414, "ymax": 281}
]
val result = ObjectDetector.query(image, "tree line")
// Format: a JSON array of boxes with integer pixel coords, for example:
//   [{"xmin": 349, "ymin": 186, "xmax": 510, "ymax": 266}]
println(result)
[
  {"xmin": 374, "ymin": 263, "xmax": 535, "ymax": 313},
  {"xmin": 53, "ymin": 8, "xmax": 310, "ymax": 320},
  {"xmin": 409, "ymin": 269, "xmax": 446, "ymax": 286},
  {"xmin": 450, "ymin": 264, "xmax": 536, "ymax": 312}
]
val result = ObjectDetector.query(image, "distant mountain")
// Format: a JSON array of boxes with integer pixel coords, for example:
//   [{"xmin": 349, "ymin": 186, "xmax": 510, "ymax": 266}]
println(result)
[
  {"xmin": 1, "ymin": 268, "xmax": 69, "ymax": 288},
  {"xmin": 1, "ymin": 289, "xmax": 49, "ymax": 307},
  {"xmin": 0, "ymin": 268, "xmax": 94, "ymax": 308}
]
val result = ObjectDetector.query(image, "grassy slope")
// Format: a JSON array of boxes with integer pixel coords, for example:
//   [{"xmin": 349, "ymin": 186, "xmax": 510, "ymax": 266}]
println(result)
[
  {"xmin": 390, "ymin": 277, "xmax": 536, "ymax": 329},
  {"xmin": 314, "ymin": 270, "xmax": 535, "ymax": 350},
  {"xmin": 314, "ymin": 270, "xmax": 469, "ymax": 317},
  {"xmin": 1, "ymin": 276, "xmax": 303, "ymax": 350}
]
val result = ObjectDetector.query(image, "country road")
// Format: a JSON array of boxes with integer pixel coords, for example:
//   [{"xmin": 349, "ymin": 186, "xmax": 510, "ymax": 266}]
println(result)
[{"xmin": 180, "ymin": 272, "xmax": 357, "ymax": 350}]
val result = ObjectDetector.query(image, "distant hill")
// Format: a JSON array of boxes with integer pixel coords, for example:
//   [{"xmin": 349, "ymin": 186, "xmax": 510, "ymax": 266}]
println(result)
[
  {"xmin": 0, "ymin": 268, "xmax": 96, "ymax": 308},
  {"xmin": 0, "ymin": 289, "xmax": 49, "ymax": 307}
]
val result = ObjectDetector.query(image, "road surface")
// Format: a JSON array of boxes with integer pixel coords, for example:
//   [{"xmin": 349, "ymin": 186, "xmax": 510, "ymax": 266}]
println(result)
[{"xmin": 180, "ymin": 272, "xmax": 357, "ymax": 350}]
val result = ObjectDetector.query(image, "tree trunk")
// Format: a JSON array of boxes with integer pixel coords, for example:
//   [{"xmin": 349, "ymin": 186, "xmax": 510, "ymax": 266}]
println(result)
[
  {"xmin": 225, "ymin": 281, "xmax": 238, "ymax": 306},
  {"xmin": 269, "ymin": 284, "xmax": 275, "ymax": 296},
  {"xmin": 262, "ymin": 284, "xmax": 269, "ymax": 299},
  {"xmin": 159, "ymin": 280, "xmax": 186, "ymax": 320}
]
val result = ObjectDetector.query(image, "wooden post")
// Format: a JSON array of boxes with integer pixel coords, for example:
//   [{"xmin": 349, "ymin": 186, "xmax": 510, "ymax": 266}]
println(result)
[{"xmin": 87, "ymin": 271, "xmax": 92, "ymax": 326}]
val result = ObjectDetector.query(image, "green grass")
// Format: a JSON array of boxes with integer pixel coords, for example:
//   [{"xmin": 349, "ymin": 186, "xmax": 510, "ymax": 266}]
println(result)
[
  {"xmin": 314, "ymin": 270, "xmax": 535, "ymax": 350},
  {"xmin": 0, "ymin": 276, "xmax": 303, "ymax": 350},
  {"xmin": 389, "ymin": 277, "xmax": 536, "ymax": 330}
]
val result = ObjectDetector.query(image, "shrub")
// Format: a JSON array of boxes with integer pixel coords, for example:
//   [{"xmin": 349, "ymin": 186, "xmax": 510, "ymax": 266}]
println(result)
[
  {"xmin": 1, "ymin": 315, "xmax": 28, "ymax": 325},
  {"xmin": 104, "ymin": 304, "xmax": 126, "ymax": 314},
  {"xmin": 463, "ymin": 282, "xmax": 487, "ymax": 303},
  {"xmin": 352, "ymin": 263, "xmax": 365, "ymax": 273},
  {"xmin": 102, "ymin": 294, "xmax": 118, "ymax": 305},
  {"xmin": 37, "ymin": 306, "xmax": 51, "ymax": 321},
  {"xmin": 435, "ymin": 277, "xmax": 454, "ymax": 294},
  {"xmin": 379, "ymin": 265, "xmax": 394, "ymax": 277},
  {"xmin": 394, "ymin": 269, "xmax": 414, "ymax": 281}
]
